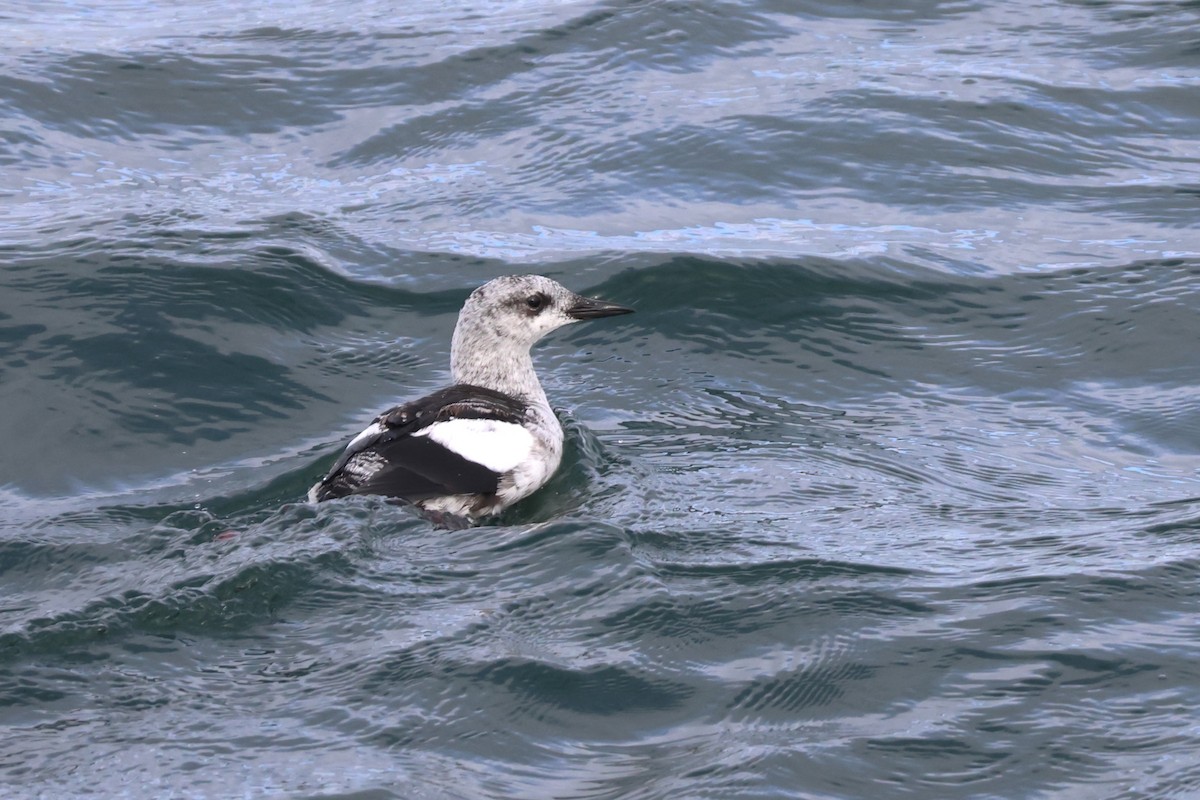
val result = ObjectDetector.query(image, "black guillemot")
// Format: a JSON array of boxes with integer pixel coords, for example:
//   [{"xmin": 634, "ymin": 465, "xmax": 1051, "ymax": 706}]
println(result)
[{"xmin": 308, "ymin": 274, "xmax": 633, "ymax": 525}]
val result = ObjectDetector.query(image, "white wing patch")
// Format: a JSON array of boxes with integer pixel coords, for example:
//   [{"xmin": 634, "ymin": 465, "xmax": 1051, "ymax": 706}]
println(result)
[
  {"xmin": 346, "ymin": 421, "xmax": 385, "ymax": 454},
  {"xmin": 417, "ymin": 418, "xmax": 534, "ymax": 474}
]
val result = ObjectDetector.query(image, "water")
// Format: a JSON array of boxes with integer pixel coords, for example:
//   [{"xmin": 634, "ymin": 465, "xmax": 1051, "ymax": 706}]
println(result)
[{"xmin": 3, "ymin": 1, "xmax": 1200, "ymax": 797}]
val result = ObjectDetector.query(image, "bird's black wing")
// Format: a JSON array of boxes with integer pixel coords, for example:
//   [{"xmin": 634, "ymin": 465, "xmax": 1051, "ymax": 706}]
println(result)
[{"xmin": 311, "ymin": 384, "xmax": 528, "ymax": 503}]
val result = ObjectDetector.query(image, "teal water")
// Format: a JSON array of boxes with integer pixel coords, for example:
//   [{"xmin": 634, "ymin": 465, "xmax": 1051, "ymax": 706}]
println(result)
[{"xmin": 3, "ymin": 1, "xmax": 1200, "ymax": 798}]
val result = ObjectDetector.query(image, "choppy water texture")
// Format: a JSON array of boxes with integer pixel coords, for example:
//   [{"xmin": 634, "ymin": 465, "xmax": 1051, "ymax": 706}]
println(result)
[{"xmin": 3, "ymin": 1, "xmax": 1200, "ymax": 797}]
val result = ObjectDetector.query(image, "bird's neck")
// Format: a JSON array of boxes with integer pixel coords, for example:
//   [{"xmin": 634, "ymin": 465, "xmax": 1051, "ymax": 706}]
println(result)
[{"xmin": 450, "ymin": 327, "xmax": 550, "ymax": 409}]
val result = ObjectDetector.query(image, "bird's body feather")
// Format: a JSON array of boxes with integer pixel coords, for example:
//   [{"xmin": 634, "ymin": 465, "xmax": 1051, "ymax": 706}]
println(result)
[{"xmin": 309, "ymin": 384, "xmax": 529, "ymax": 513}]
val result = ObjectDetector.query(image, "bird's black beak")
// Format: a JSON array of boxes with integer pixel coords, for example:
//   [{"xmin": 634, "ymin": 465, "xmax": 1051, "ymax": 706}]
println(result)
[{"xmin": 566, "ymin": 295, "xmax": 635, "ymax": 320}]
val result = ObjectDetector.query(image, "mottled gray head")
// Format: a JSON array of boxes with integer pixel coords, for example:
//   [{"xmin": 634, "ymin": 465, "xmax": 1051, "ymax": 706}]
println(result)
[{"xmin": 450, "ymin": 275, "xmax": 633, "ymax": 393}]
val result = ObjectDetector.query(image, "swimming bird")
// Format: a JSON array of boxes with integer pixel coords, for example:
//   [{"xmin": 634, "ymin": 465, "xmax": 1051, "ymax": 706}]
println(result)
[{"xmin": 308, "ymin": 275, "xmax": 633, "ymax": 525}]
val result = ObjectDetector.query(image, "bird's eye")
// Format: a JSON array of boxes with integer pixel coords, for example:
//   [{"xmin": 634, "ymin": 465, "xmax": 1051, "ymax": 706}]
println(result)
[{"xmin": 525, "ymin": 294, "xmax": 546, "ymax": 312}]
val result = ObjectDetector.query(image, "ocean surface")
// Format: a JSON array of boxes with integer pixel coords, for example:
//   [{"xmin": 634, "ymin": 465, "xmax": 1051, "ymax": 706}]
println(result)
[{"xmin": 3, "ymin": 1, "xmax": 1200, "ymax": 797}]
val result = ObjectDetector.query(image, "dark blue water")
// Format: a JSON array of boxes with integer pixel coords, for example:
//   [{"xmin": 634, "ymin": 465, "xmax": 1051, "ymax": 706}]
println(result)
[{"xmin": 3, "ymin": 1, "xmax": 1200, "ymax": 797}]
